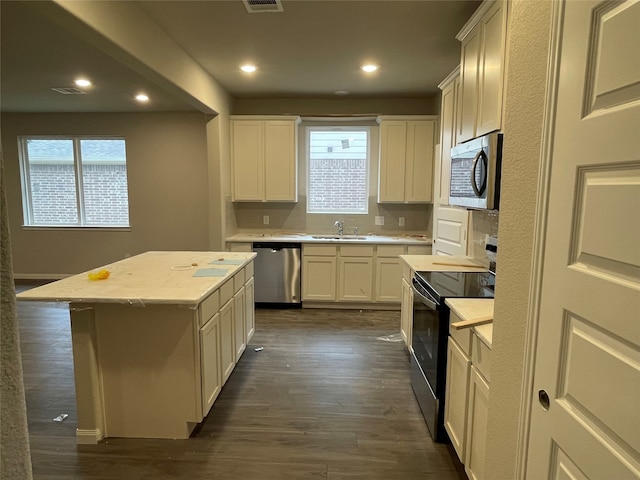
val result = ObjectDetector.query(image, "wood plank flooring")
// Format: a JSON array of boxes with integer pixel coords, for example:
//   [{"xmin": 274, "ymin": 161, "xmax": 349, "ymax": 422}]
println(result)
[{"xmin": 16, "ymin": 291, "xmax": 466, "ymax": 480}]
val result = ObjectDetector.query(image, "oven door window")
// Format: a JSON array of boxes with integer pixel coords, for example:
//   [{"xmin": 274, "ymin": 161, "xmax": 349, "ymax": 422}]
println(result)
[{"xmin": 412, "ymin": 283, "xmax": 440, "ymax": 394}]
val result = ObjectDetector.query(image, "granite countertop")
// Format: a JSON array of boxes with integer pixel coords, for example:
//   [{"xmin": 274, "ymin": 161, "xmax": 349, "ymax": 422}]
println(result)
[
  {"xmin": 16, "ymin": 251, "xmax": 256, "ymax": 307},
  {"xmin": 445, "ymin": 298, "xmax": 494, "ymax": 348},
  {"xmin": 226, "ymin": 232, "xmax": 431, "ymax": 245},
  {"xmin": 399, "ymin": 254, "xmax": 487, "ymax": 272}
]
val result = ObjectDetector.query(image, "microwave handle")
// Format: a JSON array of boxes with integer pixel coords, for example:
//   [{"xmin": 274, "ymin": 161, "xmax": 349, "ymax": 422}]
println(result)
[{"xmin": 471, "ymin": 150, "xmax": 488, "ymax": 196}]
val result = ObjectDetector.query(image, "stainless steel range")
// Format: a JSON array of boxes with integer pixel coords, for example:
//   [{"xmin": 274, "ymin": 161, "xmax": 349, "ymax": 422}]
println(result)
[{"xmin": 410, "ymin": 269, "xmax": 495, "ymax": 442}]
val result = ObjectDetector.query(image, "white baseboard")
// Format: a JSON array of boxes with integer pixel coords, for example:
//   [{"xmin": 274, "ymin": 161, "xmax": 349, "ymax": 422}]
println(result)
[{"xmin": 76, "ymin": 428, "xmax": 103, "ymax": 444}]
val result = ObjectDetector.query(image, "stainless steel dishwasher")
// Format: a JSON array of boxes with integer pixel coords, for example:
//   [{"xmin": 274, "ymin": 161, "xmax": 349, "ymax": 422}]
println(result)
[{"xmin": 252, "ymin": 243, "xmax": 301, "ymax": 306}]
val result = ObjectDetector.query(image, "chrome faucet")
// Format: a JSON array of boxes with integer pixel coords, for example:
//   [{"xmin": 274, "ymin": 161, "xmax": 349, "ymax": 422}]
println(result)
[{"xmin": 334, "ymin": 220, "xmax": 344, "ymax": 237}]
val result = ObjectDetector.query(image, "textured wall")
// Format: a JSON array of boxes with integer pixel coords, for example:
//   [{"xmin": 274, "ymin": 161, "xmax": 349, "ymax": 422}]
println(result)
[
  {"xmin": 3, "ymin": 112, "xmax": 211, "ymax": 277},
  {"xmin": 485, "ymin": 1, "xmax": 554, "ymax": 477}
]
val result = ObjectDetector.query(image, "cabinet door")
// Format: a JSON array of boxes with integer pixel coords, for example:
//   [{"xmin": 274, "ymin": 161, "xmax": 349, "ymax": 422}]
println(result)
[
  {"xmin": 458, "ymin": 24, "xmax": 481, "ymax": 143},
  {"xmin": 338, "ymin": 257, "xmax": 373, "ymax": 301},
  {"xmin": 200, "ymin": 313, "xmax": 221, "ymax": 415},
  {"xmin": 465, "ymin": 366, "xmax": 490, "ymax": 480},
  {"xmin": 378, "ymin": 120, "xmax": 407, "ymax": 202},
  {"xmin": 375, "ymin": 257, "xmax": 402, "ymax": 302},
  {"xmin": 405, "ymin": 120, "xmax": 436, "ymax": 203},
  {"xmin": 219, "ymin": 299, "xmax": 235, "ymax": 385},
  {"xmin": 438, "ymin": 76, "xmax": 460, "ymax": 204},
  {"xmin": 244, "ymin": 276, "xmax": 255, "ymax": 342},
  {"xmin": 302, "ymin": 256, "xmax": 337, "ymax": 301},
  {"xmin": 400, "ymin": 278, "xmax": 413, "ymax": 349},
  {"xmin": 231, "ymin": 120, "xmax": 264, "ymax": 201},
  {"xmin": 476, "ymin": 0, "xmax": 506, "ymax": 137},
  {"xmin": 432, "ymin": 205, "xmax": 469, "ymax": 256},
  {"xmin": 264, "ymin": 120, "xmax": 297, "ymax": 201},
  {"xmin": 445, "ymin": 337, "xmax": 471, "ymax": 462},
  {"xmin": 233, "ymin": 287, "xmax": 246, "ymax": 359}
]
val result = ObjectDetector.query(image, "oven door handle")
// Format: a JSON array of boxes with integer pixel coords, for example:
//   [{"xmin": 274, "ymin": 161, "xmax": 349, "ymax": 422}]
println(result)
[{"xmin": 411, "ymin": 278, "xmax": 438, "ymax": 310}]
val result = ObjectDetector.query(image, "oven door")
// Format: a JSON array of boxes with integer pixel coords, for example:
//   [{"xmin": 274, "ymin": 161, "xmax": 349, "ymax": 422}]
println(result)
[
  {"xmin": 411, "ymin": 278, "xmax": 441, "ymax": 395},
  {"xmin": 410, "ymin": 277, "xmax": 448, "ymax": 440}
]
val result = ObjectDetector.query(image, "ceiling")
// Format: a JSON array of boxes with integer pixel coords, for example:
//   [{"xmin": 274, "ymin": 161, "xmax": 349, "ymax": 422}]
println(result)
[{"xmin": 1, "ymin": 0, "xmax": 480, "ymax": 113}]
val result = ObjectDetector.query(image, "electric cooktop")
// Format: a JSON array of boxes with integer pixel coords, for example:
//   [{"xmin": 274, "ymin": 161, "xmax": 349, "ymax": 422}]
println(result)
[{"xmin": 415, "ymin": 270, "xmax": 495, "ymax": 302}]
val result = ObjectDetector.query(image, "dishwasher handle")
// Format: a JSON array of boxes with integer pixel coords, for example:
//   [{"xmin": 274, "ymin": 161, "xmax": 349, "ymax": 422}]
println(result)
[{"xmin": 253, "ymin": 242, "xmax": 301, "ymax": 251}]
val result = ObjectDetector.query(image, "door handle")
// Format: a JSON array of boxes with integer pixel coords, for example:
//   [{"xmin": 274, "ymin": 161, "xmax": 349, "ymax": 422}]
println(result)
[{"xmin": 538, "ymin": 389, "xmax": 550, "ymax": 410}]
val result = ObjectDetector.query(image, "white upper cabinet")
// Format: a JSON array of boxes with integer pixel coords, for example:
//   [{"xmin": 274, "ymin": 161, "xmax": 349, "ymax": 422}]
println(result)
[
  {"xmin": 437, "ymin": 68, "xmax": 460, "ymax": 205},
  {"xmin": 456, "ymin": 0, "xmax": 507, "ymax": 143},
  {"xmin": 231, "ymin": 116, "xmax": 300, "ymax": 202},
  {"xmin": 377, "ymin": 115, "xmax": 438, "ymax": 204}
]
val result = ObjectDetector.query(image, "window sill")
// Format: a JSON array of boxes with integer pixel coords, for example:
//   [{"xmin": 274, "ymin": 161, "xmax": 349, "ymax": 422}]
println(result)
[{"xmin": 22, "ymin": 225, "xmax": 132, "ymax": 232}]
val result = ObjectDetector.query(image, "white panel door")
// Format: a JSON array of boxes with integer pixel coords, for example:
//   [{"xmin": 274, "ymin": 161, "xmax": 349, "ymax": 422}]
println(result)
[
  {"xmin": 527, "ymin": 1, "xmax": 640, "ymax": 478},
  {"xmin": 433, "ymin": 205, "xmax": 470, "ymax": 256}
]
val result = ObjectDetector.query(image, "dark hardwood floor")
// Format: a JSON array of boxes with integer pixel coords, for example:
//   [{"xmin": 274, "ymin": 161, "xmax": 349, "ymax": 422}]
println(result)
[{"xmin": 16, "ymin": 291, "xmax": 465, "ymax": 479}]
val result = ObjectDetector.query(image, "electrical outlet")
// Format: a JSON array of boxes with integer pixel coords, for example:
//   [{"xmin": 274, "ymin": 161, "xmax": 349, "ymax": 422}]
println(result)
[
  {"xmin": 375, "ymin": 216, "xmax": 384, "ymax": 226},
  {"xmin": 398, "ymin": 217, "xmax": 405, "ymax": 227},
  {"xmin": 263, "ymin": 215, "xmax": 269, "ymax": 225}
]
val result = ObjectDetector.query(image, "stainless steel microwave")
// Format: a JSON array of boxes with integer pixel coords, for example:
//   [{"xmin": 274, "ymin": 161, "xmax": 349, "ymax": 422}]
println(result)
[{"xmin": 449, "ymin": 132, "xmax": 503, "ymax": 210}]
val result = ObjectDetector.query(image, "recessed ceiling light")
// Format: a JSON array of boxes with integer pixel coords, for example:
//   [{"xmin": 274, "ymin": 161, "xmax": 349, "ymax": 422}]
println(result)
[
  {"xmin": 74, "ymin": 78, "xmax": 91, "ymax": 87},
  {"xmin": 334, "ymin": 90, "xmax": 349, "ymax": 96},
  {"xmin": 361, "ymin": 64, "xmax": 379, "ymax": 73},
  {"xmin": 241, "ymin": 65, "xmax": 257, "ymax": 73},
  {"xmin": 135, "ymin": 94, "xmax": 149, "ymax": 102}
]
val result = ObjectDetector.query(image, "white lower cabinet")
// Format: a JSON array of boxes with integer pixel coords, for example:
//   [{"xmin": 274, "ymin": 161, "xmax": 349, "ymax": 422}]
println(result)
[
  {"xmin": 199, "ymin": 312, "xmax": 222, "ymax": 414},
  {"xmin": 338, "ymin": 246, "xmax": 374, "ymax": 302},
  {"xmin": 245, "ymin": 276, "xmax": 255, "ymax": 342},
  {"xmin": 445, "ymin": 336, "xmax": 471, "ymax": 459},
  {"xmin": 400, "ymin": 277, "xmax": 413, "ymax": 348},
  {"xmin": 444, "ymin": 311, "xmax": 491, "ymax": 480},
  {"xmin": 219, "ymin": 299, "xmax": 235, "ymax": 385},
  {"xmin": 465, "ymin": 365, "xmax": 490, "ymax": 480},
  {"xmin": 302, "ymin": 256, "xmax": 337, "ymax": 301},
  {"xmin": 375, "ymin": 245, "xmax": 406, "ymax": 302},
  {"xmin": 303, "ymin": 243, "xmax": 430, "ymax": 306},
  {"xmin": 233, "ymin": 286, "xmax": 246, "ymax": 359}
]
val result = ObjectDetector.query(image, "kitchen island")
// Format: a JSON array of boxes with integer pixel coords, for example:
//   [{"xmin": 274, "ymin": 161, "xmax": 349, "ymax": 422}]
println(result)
[{"xmin": 17, "ymin": 251, "xmax": 256, "ymax": 443}]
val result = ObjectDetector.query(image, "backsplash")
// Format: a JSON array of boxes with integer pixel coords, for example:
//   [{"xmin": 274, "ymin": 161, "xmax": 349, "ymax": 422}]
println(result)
[
  {"xmin": 231, "ymin": 196, "xmax": 432, "ymax": 237},
  {"xmin": 469, "ymin": 209, "xmax": 500, "ymax": 263}
]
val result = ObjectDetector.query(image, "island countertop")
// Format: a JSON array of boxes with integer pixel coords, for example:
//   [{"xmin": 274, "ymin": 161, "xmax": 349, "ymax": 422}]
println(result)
[{"xmin": 16, "ymin": 251, "xmax": 256, "ymax": 307}]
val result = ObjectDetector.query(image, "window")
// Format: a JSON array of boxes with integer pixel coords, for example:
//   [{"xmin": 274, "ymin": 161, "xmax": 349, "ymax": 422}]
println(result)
[
  {"xmin": 19, "ymin": 137, "xmax": 130, "ymax": 227},
  {"xmin": 307, "ymin": 127, "xmax": 369, "ymax": 214}
]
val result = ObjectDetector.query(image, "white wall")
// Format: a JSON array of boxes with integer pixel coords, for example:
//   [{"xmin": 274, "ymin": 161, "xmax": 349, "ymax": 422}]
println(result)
[
  {"xmin": 3, "ymin": 112, "xmax": 211, "ymax": 277},
  {"xmin": 485, "ymin": 1, "xmax": 554, "ymax": 477}
]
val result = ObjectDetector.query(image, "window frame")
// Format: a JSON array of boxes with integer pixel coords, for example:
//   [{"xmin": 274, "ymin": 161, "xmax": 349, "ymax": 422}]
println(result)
[
  {"xmin": 305, "ymin": 125, "xmax": 371, "ymax": 215},
  {"xmin": 18, "ymin": 135, "xmax": 131, "ymax": 229}
]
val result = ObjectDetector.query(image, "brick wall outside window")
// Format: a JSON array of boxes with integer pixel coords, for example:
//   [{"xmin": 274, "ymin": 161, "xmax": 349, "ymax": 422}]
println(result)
[
  {"xmin": 29, "ymin": 164, "xmax": 129, "ymax": 225},
  {"xmin": 307, "ymin": 128, "xmax": 369, "ymax": 214}
]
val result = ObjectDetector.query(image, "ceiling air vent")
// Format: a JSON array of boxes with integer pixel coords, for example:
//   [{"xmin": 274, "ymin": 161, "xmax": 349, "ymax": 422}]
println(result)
[
  {"xmin": 51, "ymin": 87, "xmax": 87, "ymax": 95},
  {"xmin": 242, "ymin": 0, "xmax": 283, "ymax": 13}
]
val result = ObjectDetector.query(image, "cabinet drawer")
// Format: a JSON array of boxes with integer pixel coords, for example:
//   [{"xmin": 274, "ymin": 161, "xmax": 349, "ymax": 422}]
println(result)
[
  {"xmin": 228, "ymin": 243, "xmax": 252, "ymax": 252},
  {"xmin": 407, "ymin": 245, "xmax": 432, "ymax": 255},
  {"xmin": 377, "ymin": 245, "xmax": 406, "ymax": 257},
  {"xmin": 220, "ymin": 279, "xmax": 234, "ymax": 305},
  {"xmin": 340, "ymin": 245, "xmax": 374, "ymax": 257},
  {"xmin": 245, "ymin": 261, "xmax": 254, "ymax": 279},
  {"xmin": 449, "ymin": 312, "xmax": 472, "ymax": 355},
  {"xmin": 199, "ymin": 290, "xmax": 220, "ymax": 327},
  {"xmin": 472, "ymin": 333, "xmax": 491, "ymax": 383},
  {"xmin": 234, "ymin": 268, "xmax": 246, "ymax": 292},
  {"xmin": 303, "ymin": 244, "xmax": 337, "ymax": 256}
]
